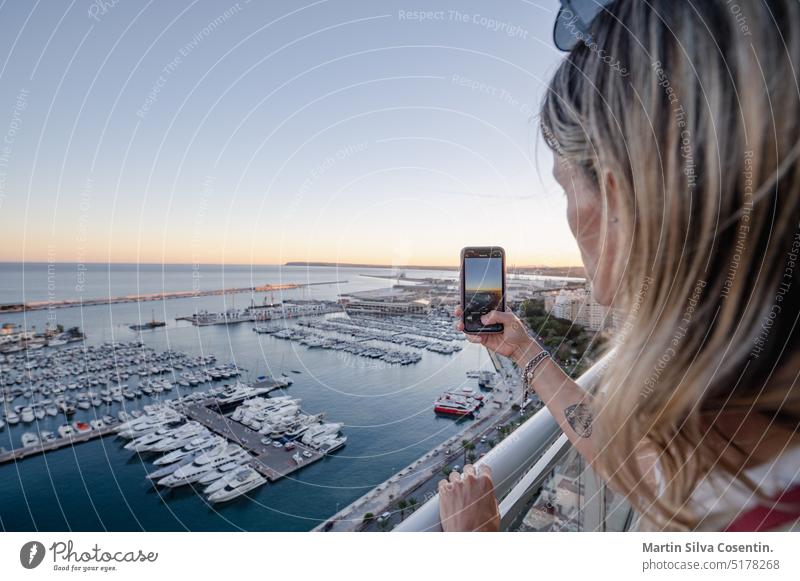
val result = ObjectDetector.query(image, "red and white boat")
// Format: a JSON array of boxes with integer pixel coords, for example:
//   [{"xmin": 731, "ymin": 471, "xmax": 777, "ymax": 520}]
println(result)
[
  {"xmin": 72, "ymin": 421, "xmax": 92, "ymax": 434},
  {"xmin": 433, "ymin": 392, "xmax": 481, "ymax": 417}
]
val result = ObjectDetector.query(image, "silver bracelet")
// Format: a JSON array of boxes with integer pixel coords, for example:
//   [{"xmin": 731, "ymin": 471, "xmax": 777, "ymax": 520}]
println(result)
[{"xmin": 522, "ymin": 349, "xmax": 550, "ymax": 398}]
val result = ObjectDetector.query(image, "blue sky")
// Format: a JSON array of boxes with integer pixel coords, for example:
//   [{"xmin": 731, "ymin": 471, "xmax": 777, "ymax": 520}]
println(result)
[
  {"xmin": 464, "ymin": 256, "xmax": 503, "ymax": 291},
  {"xmin": 0, "ymin": 0, "xmax": 578, "ymax": 267}
]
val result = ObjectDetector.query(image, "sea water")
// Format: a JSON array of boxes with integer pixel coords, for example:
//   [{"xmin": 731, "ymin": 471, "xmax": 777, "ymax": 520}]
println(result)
[{"xmin": 0, "ymin": 263, "xmax": 490, "ymax": 531}]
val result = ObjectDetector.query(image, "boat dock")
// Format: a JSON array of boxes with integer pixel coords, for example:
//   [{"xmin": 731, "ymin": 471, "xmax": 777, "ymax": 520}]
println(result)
[
  {"xmin": 183, "ymin": 399, "xmax": 325, "ymax": 482},
  {"xmin": 0, "ymin": 423, "xmax": 118, "ymax": 464},
  {"xmin": 1, "ymin": 280, "xmax": 348, "ymax": 313}
]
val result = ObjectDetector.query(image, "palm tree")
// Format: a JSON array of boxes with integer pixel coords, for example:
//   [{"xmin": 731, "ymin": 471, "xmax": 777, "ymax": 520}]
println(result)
[
  {"xmin": 408, "ymin": 497, "xmax": 418, "ymax": 513},
  {"xmin": 377, "ymin": 518, "xmax": 390, "ymax": 532},
  {"xmin": 487, "ymin": 439, "xmax": 496, "ymax": 449},
  {"xmin": 462, "ymin": 441, "xmax": 475, "ymax": 466},
  {"xmin": 442, "ymin": 466, "xmax": 453, "ymax": 478},
  {"xmin": 467, "ymin": 452, "xmax": 477, "ymax": 464},
  {"xmin": 396, "ymin": 499, "xmax": 408, "ymax": 520}
]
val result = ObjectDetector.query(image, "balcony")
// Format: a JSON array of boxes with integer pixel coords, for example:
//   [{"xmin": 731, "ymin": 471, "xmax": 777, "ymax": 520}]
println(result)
[{"xmin": 395, "ymin": 353, "xmax": 636, "ymax": 532}]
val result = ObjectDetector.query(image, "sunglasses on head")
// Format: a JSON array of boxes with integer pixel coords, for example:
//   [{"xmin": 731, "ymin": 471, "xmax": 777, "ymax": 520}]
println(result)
[{"xmin": 553, "ymin": 0, "xmax": 615, "ymax": 51}]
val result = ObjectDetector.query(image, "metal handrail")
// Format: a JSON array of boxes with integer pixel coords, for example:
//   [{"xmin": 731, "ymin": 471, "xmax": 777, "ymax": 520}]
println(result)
[{"xmin": 394, "ymin": 355, "xmax": 610, "ymax": 532}]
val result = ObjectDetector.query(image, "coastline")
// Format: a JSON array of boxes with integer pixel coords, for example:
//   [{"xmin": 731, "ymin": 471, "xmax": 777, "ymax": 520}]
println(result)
[{"xmin": 316, "ymin": 348, "xmax": 524, "ymax": 532}]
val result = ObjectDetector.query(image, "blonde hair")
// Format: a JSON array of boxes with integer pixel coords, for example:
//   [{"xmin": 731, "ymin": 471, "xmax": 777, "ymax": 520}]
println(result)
[{"xmin": 541, "ymin": 0, "xmax": 800, "ymax": 529}]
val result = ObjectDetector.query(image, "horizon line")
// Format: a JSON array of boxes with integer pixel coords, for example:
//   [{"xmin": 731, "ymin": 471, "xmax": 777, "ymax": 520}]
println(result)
[{"xmin": 0, "ymin": 260, "xmax": 583, "ymax": 270}]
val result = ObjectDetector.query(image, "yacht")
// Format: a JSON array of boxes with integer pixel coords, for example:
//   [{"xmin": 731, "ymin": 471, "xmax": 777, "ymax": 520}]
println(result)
[
  {"xmin": 300, "ymin": 422, "xmax": 343, "ymax": 446},
  {"xmin": 207, "ymin": 468, "xmax": 266, "ymax": 503},
  {"xmin": 146, "ymin": 452, "xmax": 201, "ymax": 481},
  {"xmin": 45, "ymin": 404, "xmax": 59, "ymax": 416},
  {"xmin": 158, "ymin": 444, "xmax": 246, "ymax": 487},
  {"xmin": 5, "ymin": 411, "xmax": 20, "ymax": 425},
  {"xmin": 197, "ymin": 459, "xmax": 246, "ymax": 485},
  {"xmin": 203, "ymin": 466, "xmax": 252, "ymax": 495},
  {"xmin": 57, "ymin": 423, "xmax": 75, "ymax": 438},
  {"xmin": 20, "ymin": 407, "xmax": 35, "ymax": 423},
  {"xmin": 21, "ymin": 432, "xmax": 40, "ymax": 447},
  {"xmin": 153, "ymin": 435, "xmax": 222, "ymax": 466},
  {"xmin": 116, "ymin": 412, "xmax": 182, "ymax": 439},
  {"xmin": 145, "ymin": 424, "xmax": 207, "ymax": 453},
  {"xmin": 316, "ymin": 435, "xmax": 348, "ymax": 454},
  {"xmin": 124, "ymin": 424, "xmax": 190, "ymax": 452}
]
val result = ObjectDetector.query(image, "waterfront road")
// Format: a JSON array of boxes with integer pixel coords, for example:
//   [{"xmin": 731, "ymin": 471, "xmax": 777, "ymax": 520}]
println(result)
[{"xmin": 317, "ymin": 349, "xmax": 538, "ymax": 532}]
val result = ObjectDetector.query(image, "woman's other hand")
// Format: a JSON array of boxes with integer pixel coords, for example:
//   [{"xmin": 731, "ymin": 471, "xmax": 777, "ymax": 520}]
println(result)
[
  {"xmin": 453, "ymin": 306, "xmax": 542, "ymax": 365},
  {"xmin": 438, "ymin": 464, "xmax": 500, "ymax": 532}
]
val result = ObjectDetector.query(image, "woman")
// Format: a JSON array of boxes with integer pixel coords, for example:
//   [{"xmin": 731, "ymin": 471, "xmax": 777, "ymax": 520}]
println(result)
[{"xmin": 440, "ymin": 0, "xmax": 800, "ymax": 532}]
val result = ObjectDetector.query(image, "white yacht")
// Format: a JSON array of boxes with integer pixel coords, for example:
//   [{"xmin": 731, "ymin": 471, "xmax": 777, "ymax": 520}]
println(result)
[
  {"xmin": 316, "ymin": 434, "xmax": 348, "ymax": 454},
  {"xmin": 57, "ymin": 423, "xmax": 75, "ymax": 438},
  {"xmin": 21, "ymin": 432, "xmax": 40, "ymax": 447},
  {"xmin": 146, "ymin": 453, "xmax": 200, "ymax": 481},
  {"xmin": 207, "ymin": 468, "xmax": 266, "ymax": 503},
  {"xmin": 116, "ymin": 412, "xmax": 182, "ymax": 439},
  {"xmin": 158, "ymin": 444, "xmax": 246, "ymax": 487},
  {"xmin": 301, "ymin": 422, "xmax": 343, "ymax": 446},
  {"xmin": 146, "ymin": 424, "xmax": 207, "ymax": 453},
  {"xmin": 5, "ymin": 411, "xmax": 20, "ymax": 425},
  {"xmin": 153, "ymin": 435, "xmax": 222, "ymax": 466},
  {"xmin": 197, "ymin": 459, "xmax": 246, "ymax": 485},
  {"xmin": 124, "ymin": 424, "xmax": 191, "ymax": 452},
  {"xmin": 203, "ymin": 466, "xmax": 253, "ymax": 495}
]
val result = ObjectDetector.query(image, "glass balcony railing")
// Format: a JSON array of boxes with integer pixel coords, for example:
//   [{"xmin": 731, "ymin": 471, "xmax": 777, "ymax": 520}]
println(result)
[{"xmin": 394, "ymin": 353, "xmax": 634, "ymax": 532}]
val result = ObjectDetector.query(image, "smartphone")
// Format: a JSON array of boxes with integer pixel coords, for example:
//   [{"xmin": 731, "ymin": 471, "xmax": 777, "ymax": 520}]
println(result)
[{"xmin": 460, "ymin": 246, "xmax": 506, "ymax": 334}]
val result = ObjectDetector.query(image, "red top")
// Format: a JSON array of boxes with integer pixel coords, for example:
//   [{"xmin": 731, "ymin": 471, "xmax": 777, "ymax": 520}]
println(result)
[{"xmin": 724, "ymin": 484, "xmax": 800, "ymax": 531}]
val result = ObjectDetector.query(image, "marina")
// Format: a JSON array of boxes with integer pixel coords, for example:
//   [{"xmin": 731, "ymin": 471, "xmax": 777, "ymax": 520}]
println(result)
[
  {"xmin": 256, "ymin": 311, "xmax": 464, "ymax": 365},
  {"xmin": 1, "ymin": 345, "xmax": 348, "ymax": 504},
  {"xmin": 0, "ymin": 263, "xmax": 497, "ymax": 530}
]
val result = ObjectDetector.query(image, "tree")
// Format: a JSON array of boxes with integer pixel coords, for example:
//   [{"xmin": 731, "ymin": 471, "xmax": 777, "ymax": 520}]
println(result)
[
  {"xmin": 441, "ymin": 466, "xmax": 453, "ymax": 478},
  {"xmin": 467, "ymin": 452, "xmax": 477, "ymax": 464},
  {"xmin": 396, "ymin": 499, "xmax": 408, "ymax": 520},
  {"xmin": 408, "ymin": 497, "xmax": 418, "ymax": 512},
  {"xmin": 487, "ymin": 439, "xmax": 496, "ymax": 449},
  {"xmin": 377, "ymin": 518, "xmax": 390, "ymax": 532},
  {"xmin": 462, "ymin": 440, "xmax": 475, "ymax": 466},
  {"xmin": 363, "ymin": 512, "xmax": 375, "ymax": 524}
]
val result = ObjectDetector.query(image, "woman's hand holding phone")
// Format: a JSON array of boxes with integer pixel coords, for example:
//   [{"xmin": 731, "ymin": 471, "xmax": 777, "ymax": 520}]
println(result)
[{"xmin": 453, "ymin": 306, "xmax": 543, "ymax": 365}]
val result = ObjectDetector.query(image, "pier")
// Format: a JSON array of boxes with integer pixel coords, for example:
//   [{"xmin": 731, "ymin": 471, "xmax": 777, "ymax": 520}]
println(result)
[
  {"xmin": 183, "ymin": 400, "xmax": 325, "ymax": 482},
  {"xmin": 0, "ymin": 423, "xmax": 118, "ymax": 464},
  {"xmin": 1, "ymin": 280, "xmax": 348, "ymax": 313}
]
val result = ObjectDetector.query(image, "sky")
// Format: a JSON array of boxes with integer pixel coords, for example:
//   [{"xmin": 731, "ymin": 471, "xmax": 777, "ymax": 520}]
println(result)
[
  {"xmin": 464, "ymin": 257, "xmax": 502, "ymax": 292},
  {"xmin": 0, "ymin": 0, "xmax": 579, "ymax": 268}
]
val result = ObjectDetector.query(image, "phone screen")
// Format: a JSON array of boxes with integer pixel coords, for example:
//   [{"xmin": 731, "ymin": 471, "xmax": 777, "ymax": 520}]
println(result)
[{"xmin": 462, "ymin": 247, "xmax": 505, "ymax": 333}]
